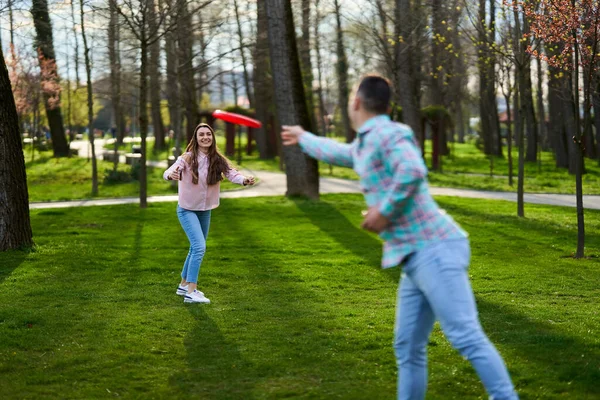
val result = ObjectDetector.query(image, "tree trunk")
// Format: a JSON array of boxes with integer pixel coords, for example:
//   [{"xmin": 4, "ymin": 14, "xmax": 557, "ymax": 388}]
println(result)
[
  {"xmin": 148, "ymin": 0, "xmax": 165, "ymax": 151},
  {"xmin": 31, "ymin": 0, "xmax": 69, "ymax": 157},
  {"xmin": 572, "ymin": 37, "xmax": 584, "ymax": 258},
  {"xmin": 314, "ymin": 0, "xmax": 327, "ymax": 137},
  {"xmin": 582, "ymin": 71, "xmax": 596, "ymax": 159},
  {"xmin": 300, "ymin": 0, "xmax": 317, "ymax": 134},
  {"xmin": 536, "ymin": 52, "xmax": 548, "ymax": 151},
  {"xmin": 80, "ymin": 0, "xmax": 98, "ymax": 196},
  {"xmin": 513, "ymin": 7, "xmax": 525, "ymax": 217},
  {"xmin": 430, "ymin": 0, "xmax": 444, "ymax": 104},
  {"xmin": 253, "ymin": 0, "xmax": 277, "ymax": 159},
  {"xmin": 0, "ymin": 46, "xmax": 33, "ymax": 251},
  {"xmin": 524, "ymin": 61, "xmax": 538, "ymax": 161},
  {"xmin": 165, "ymin": 4, "xmax": 182, "ymax": 156},
  {"xmin": 594, "ymin": 74, "xmax": 600, "ymax": 164},
  {"xmin": 395, "ymin": 0, "xmax": 422, "ymax": 145},
  {"xmin": 547, "ymin": 58, "xmax": 569, "ymax": 168},
  {"xmin": 522, "ymin": 16, "xmax": 537, "ymax": 162},
  {"xmin": 265, "ymin": 0, "xmax": 319, "ymax": 199},
  {"xmin": 108, "ymin": 0, "xmax": 125, "ymax": 166},
  {"xmin": 139, "ymin": 29, "xmax": 149, "ymax": 208},
  {"xmin": 177, "ymin": 0, "xmax": 198, "ymax": 143},
  {"xmin": 563, "ymin": 73, "xmax": 579, "ymax": 175},
  {"xmin": 516, "ymin": 72, "xmax": 525, "ymax": 217},
  {"xmin": 70, "ymin": 0, "xmax": 80, "ymax": 87},
  {"xmin": 234, "ymin": 0, "xmax": 255, "ymax": 108},
  {"xmin": 479, "ymin": 0, "xmax": 501, "ymax": 156},
  {"xmin": 333, "ymin": 0, "xmax": 353, "ymax": 143}
]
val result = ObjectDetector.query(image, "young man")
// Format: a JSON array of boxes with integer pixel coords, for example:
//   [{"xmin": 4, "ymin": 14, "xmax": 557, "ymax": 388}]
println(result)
[{"xmin": 281, "ymin": 75, "xmax": 518, "ymax": 400}]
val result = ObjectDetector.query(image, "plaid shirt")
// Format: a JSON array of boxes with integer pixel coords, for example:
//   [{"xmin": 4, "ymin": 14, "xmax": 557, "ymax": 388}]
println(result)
[{"xmin": 299, "ymin": 114, "xmax": 467, "ymax": 269}]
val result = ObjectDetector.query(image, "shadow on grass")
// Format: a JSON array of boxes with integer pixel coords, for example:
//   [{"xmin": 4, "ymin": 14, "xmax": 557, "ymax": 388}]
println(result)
[
  {"xmin": 0, "ymin": 250, "xmax": 29, "ymax": 286},
  {"xmin": 292, "ymin": 198, "xmax": 399, "ymax": 282},
  {"xmin": 437, "ymin": 199, "xmax": 600, "ymax": 256},
  {"xmin": 478, "ymin": 298, "xmax": 600, "ymax": 397},
  {"xmin": 169, "ymin": 307, "xmax": 255, "ymax": 399}
]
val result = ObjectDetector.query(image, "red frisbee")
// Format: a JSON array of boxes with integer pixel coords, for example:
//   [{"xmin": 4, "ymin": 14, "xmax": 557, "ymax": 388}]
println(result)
[{"xmin": 212, "ymin": 109, "xmax": 262, "ymax": 128}]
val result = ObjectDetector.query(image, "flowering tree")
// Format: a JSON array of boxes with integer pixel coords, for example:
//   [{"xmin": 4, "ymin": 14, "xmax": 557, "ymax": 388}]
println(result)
[
  {"xmin": 520, "ymin": 0, "xmax": 600, "ymax": 258},
  {"xmin": 38, "ymin": 48, "xmax": 61, "ymax": 110},
  {"xmin": 6, "ymin": 45, "xmax": 43, "ymax": 137}
]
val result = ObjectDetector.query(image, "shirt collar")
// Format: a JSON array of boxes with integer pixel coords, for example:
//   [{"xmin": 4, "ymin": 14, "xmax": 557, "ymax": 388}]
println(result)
[{"xmin": 357, "ymin": 114, "xmax": 391, "ymax": 136}]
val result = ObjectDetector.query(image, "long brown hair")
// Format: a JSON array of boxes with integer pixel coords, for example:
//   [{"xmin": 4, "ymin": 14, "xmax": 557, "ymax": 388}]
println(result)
[{"xmin": 184, "ymin": 123, "xmax": 232, "ymax": 185}]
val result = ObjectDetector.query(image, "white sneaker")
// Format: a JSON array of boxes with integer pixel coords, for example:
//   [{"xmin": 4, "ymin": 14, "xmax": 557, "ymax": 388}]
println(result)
[
  {"xmin": 176, "ymin": 285, "xmax": 203, "ymax": 296},
  {"xmin": 184, "ymin": 290, "xmax": 210, "ymax": 304}
]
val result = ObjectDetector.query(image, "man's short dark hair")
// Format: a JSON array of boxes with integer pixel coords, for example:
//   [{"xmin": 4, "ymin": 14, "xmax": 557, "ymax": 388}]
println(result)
[{"xmin": 356, "ymin": 74, "xmax": 392, "ymax": 114}]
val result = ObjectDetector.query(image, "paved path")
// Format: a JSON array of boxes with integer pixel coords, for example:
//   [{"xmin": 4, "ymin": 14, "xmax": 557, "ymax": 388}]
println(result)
[{"xmin": 33, "ymin": 140, "xmax": 599, "ymax": 211}]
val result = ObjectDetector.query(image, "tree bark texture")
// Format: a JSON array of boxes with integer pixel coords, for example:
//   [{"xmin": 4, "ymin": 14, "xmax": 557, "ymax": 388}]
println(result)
[
  {"xmin": 148, "ymin": 0, "xmax": 166, "ymax": 151},
  {"xmin": 0, "ymin": 48, "xmax": 33, "ymax": 250},
  {"xmin": 109, "ymin": 0, "xmax": 126, "ymax": 147},
  {"xmin": 254, "ymin": 0, "xmax": 277, "ymax": 159},
  {"xmin": 177, "ymin": 0, "xmax": 198, "ymax": 143},
  {"xmin": 265, "ymin": 0, "xmax": 319, "ymax": 199},
  {"xmin": 31, "ymin": 0, "xmax": 69, "ymax": 157},
  {"xmin": 395, "ymin": 0, "xmax": 422, "ymax": 146},
  {"xmin": 80, "ymin": 0, "xmax": 98, "ymax": 196},
  {"xmin": 333, "ymin": 0, "xmax": 353, "ymax": 143}
]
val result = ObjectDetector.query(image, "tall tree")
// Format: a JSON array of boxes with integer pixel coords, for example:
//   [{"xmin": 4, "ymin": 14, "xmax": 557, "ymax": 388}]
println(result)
[
  {"xmin": 177, "ymin": 0, "xmax": 198, "ymax": 143},
  {"xmin": 265, "ymin": 0, "xmax": 319, "ymax": 198},
  {"xmin": 108, "ymin": 0, "xmax": 126, "ymax": 154},
  {"xmin": 31, "ymin": 0, "xmax": 69, "ymax": 157},
  {"xmin": 253, "ymin": 0, "xmax": 277, "ymax": 159},
  {"xmin": 233, "ymin": 0, "xmax": 254, "ymax": 108},
  {"xmin": 148, "ymin": 0, "xmax": 166, "ymax": 151},
  {"xmin": 314, "ymin": 0, "xmax": 328, "ymax": 137},
  {"xmin": 79, "ymin": 0, "xmax": 98, "ymax": 196},
  {"xmin": 299, "ymin": 0, "xmax": 317, "ymax": 134},
  {"xmin": 333, "ymin": 0, "xmax": 352, "ymax": 142},
  {"xmin": 328, "ymin": 0, "xmax": 353, "ymax": 142},
  {"xmin": 477, "ymin": 0, "xmax": 502, "ymax": 156},
  {"xmin": 70, "ymin": 0, "xmax": 81, "ymax": 87},
  {"xmin": 524, "ymin": 0, "xmax": 600, "ymax": 257},
  {"xmin": 522, "ymin": 13, "xmax": 538, "ymax": 162},
  {"xmin": 594, "ymin": 72, "xmax": 600, "ymax": 162},
  {"xmin": 165, "ymin": 0, "xmax": 182, "ymax": 155},
  {"xmin": 395, "ymin": 0, "xmax": 422, "ymax": 145},
  {"xmin": 535, "ymin": 47, "xmax": 548, "ymax": 151},
  {"xmin": 0, "ymin": 46, "xmax": 33, "ymax": 251}
]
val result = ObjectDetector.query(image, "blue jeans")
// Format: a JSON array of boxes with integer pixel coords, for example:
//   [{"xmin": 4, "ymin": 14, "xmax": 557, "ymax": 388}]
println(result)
[
  {"xmin": 394, "ymin": 238, "xmax": 518, "ymax": 400},
  {"xmin": 177, "ymin": 206, "xmax": 211, "ymax": 284}
]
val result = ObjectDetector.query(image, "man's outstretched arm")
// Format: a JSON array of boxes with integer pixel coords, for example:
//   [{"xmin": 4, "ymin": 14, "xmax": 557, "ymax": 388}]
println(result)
[{"xmin": 281, "ymin": 125, "xmax": 354, "ymax": 168}]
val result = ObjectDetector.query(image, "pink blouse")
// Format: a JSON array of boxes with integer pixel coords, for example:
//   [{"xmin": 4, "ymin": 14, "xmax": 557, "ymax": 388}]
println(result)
[{"xmin": 163, "ymin": 152, "xmax": 246, "ymax": 211}]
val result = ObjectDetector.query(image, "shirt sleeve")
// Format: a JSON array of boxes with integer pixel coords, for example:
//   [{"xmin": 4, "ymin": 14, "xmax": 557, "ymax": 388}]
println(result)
[
  {"xmin": 163, "ymin": 156, "xmax": 188, "ymax": 181},
  {"xmin": 378, "ymin": 134, "xmax": 427, "ymax": 219},
  {"xmin": 224, "ymin": 167, "xmax": 245, "ymax": 185},
  {"xmin": 298, "ymin": 131, "xmax": 354, "ymax": 168}
]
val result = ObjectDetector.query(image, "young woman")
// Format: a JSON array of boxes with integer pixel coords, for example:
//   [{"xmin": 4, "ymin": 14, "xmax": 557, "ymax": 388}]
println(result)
[{"xmin": 163, "ymin": 123, "xmax": 255, "ymax": 304}]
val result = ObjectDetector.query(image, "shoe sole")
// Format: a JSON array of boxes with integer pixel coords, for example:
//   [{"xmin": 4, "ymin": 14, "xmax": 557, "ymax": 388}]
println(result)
[
  {"xmin": 184, "ymin": 298, "xmax": 210, "ymax": 304},
  {"xmin": 177, "ymin": 289, "xmax": 204, "ymax": 296}
]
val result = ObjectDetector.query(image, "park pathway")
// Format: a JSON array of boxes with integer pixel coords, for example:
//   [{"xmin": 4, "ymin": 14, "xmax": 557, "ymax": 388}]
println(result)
[{"xmin": 29, "ymin": 139, "xmax": 600, "ymax": 211}]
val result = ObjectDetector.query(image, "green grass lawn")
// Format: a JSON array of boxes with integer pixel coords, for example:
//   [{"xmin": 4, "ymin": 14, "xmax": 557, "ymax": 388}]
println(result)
[
  {"xmin": 25, "ymin": 151, "xmax": 242, "ymax": 202},
  {"xmin": 1, "ymin": 195, "xmax": 599, "ymax": 399}
]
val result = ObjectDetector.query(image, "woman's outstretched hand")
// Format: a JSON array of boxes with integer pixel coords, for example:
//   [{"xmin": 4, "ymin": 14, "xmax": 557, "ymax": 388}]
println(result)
[
  {"xmin": 243, "ymin": 176, "xmax": 256, "ymax": 186},
  {"xmin": 168, "ymin": 166, "xmax": 182, "ymax": 181}
]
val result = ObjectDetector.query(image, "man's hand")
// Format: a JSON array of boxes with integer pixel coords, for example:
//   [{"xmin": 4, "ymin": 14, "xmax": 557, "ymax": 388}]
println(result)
[
  {"xmin": 361, "ymin": 207, "xmax": 390, "ymax": 233},
  {"xmin": 281, "ymin": 125, "xmax": 305, "ymax": 146}
]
